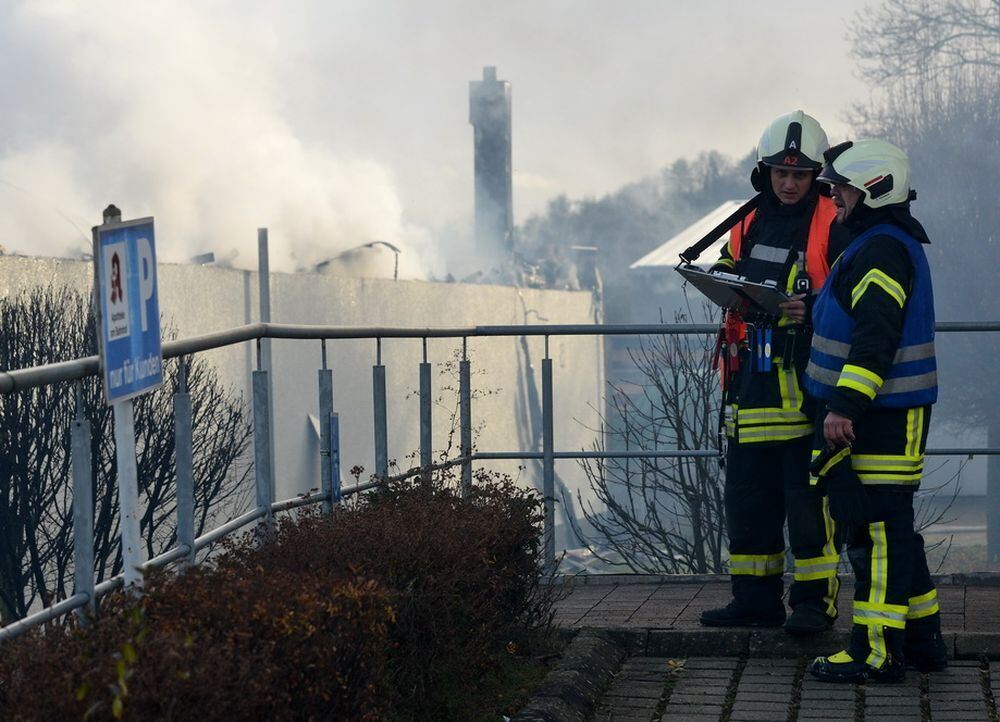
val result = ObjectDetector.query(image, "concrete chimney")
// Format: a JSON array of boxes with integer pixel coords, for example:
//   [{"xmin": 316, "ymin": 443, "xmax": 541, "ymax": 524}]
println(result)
[{"xmin": 469, "ymin": 66, "xmax": 513, "ymax": 259}]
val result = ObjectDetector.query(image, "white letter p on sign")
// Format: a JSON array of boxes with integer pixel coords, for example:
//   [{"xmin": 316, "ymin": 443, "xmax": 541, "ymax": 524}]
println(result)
[{"xmin": 137, "ymin": 237, "xmax": 155, "ymax": 332}]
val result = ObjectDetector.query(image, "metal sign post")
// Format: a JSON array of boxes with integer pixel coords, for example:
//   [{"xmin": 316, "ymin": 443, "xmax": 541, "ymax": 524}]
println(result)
[{"xmin": 92, "ymin": 206, "xmax": 163, "ymax": 591}]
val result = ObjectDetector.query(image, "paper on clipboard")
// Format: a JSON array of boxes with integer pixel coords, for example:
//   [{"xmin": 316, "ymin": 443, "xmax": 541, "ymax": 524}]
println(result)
[{"xmin": 675, "ymin": 265, "xmax": 790, "ymax": 317}]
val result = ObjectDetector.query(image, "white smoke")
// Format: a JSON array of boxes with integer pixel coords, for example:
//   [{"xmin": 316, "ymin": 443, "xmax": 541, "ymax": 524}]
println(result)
[{"xmin": 0, "ymin": 1, "xmax": 431, "ymax": 276}]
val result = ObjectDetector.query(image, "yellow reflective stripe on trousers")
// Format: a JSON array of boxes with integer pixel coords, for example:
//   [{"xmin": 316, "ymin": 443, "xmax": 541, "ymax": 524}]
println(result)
[
  {"xmin": 730, "ymin": 553, "xmax": 785, "ymax": 576},
  {"xmin": 870, "ymin": 522, "xmax": 888, "ymax": 606},
  {"xmin": 821, "ymin": 497, "xmax": 840, "ymax": 618},
  {"xmin": 794, "ymin": 553, "xmax": 840, "ymax": 581},
  {"xmin": 854, "ymin": 600, "xmax": 908, "ymax": 629},
  {"xmin": 837, "ymin": 363, "xmax": 884, "ymax": 400},
  {"xmin": 867, "ymin": 625, "xmax": 887, "ymax": 668},
  {"xmin": 907, "ymin": 589, "xmax": 940, "ymax": 620},
  {"xmin": 852, "ymin": 453, "xmax": 923, "ymax": 486},
  {"xmin": 851, "ymin": 268, "xmax": 906, "ymax": 308}
]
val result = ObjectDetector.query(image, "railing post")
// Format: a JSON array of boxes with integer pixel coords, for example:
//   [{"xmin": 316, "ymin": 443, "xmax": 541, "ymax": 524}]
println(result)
[
  {"xmin": 542, "ymin": 337, "xmax": 555, "ymax": 573},
  {"xmin": 319, "ymin": 340, "xmax": 334, "ymax": 514},
  {"xmin": 112, "ymin": 399, "xmax": 145, "ymax": 591},
  {"xmin": 373, "ymin": 338, "xmax": 389, "ymax": 480},
  {"xmin": 71, "ymin": 386, "xmax": 95, "ymax": 621},
  {"xmin": 174, "ymin": 358, "xmax": 196, "ymax": 569},
  {"xmin": 331, "ymin": 412, "xmax": 342, "ymax": 505},
  {"xmin": 253, "ymin": 341, "xmax": 274, "ymax": 532},
  {"xmin": 420, "ymin": 339, "xmax": 432, "ymax": 481},
  {"xmin": 258, "ymin": 228, "xmax": 277, "ymax": 503},
  {"xmin": 459, "ymin": 339, "xmax": 472, "ymax": 496}
]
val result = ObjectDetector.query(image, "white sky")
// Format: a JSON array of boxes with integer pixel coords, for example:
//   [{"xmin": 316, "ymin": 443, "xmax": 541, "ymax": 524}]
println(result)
[{"xmin": 0, "ymin": 0, "xmax": 874, "ymax": 275}]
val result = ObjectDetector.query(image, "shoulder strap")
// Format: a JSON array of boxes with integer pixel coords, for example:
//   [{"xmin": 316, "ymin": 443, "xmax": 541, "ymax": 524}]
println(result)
[{"xmin": 679, "ymin": 194, "xmax": 761, "ymax": 264}]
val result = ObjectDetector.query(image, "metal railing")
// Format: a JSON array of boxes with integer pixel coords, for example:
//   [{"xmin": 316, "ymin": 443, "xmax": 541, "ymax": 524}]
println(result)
[{"xmin": 1, "ymin": 320, "xmax": 999, "ymax": 642}]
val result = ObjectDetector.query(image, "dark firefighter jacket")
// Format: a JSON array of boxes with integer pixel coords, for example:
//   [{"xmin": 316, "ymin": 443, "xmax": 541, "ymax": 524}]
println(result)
[{"xmin": 711, "ymin": 191, "xmax": 850, "ymax": 443}]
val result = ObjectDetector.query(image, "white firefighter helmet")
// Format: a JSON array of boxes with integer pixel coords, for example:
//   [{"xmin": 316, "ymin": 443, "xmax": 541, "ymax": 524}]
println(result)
[
  {"xmin": 817, "ymin": 139, "xmax": 911, "ymax": 209},
  {"xmin": 756, "ymin": 110, "xmax": 829, "ymax": 170}
]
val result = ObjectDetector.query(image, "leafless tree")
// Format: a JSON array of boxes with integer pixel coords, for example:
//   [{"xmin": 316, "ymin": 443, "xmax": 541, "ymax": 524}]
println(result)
[
  {"xmin": 573, "ymin": 306, "xmax": 727, "ymax": 574},
  {"xmin": 0, "ymin": 286, "xmax": 253, "ymax": 622},
  {"xmin": 850, "ymin": 0, "xmax": 1000, "ymax": 82}
]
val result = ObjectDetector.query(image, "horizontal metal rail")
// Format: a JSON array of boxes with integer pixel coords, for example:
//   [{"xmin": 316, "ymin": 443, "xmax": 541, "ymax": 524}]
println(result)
[
  {"xmin": 2, "ymin": 320, "xmax": 998, "ymax": 394},
  {"xmin": 0, "ymin": 487, "xmax": 353, "ymax": 643},
  {"xmin": 5, "ymin": 319, "xmax": 1000, "ymax": 643}
]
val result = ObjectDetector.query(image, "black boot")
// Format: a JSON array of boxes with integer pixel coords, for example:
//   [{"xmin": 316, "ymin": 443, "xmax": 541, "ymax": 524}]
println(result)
[
  {"xmin": 905, "ymin": 629, "xmax": 948, "ymax": 673},
  {"xmin": 784, "ymin": 606, "xmax": 835, "ymax": 635},
  {"xmin": 700, "ymin": 597, "xmax": 785, "ymax": 627},
  {"xmin": 809, "ymin": 650, "xmax": 905, "ymax": 684}
]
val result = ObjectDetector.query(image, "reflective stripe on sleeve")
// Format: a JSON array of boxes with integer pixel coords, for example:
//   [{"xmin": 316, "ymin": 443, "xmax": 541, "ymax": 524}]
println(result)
[
  {"xmin": 851, "ymin": 268, "xmax": 906, "ymax": 309},
  {"xmin": 837, "ymin": 363, "xmax": 884, "ymax": 400}
]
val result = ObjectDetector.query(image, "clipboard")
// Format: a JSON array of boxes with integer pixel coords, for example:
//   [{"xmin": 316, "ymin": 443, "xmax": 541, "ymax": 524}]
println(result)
[{"xmin": 675, "ymin": 265, "xmax": 791, "ymax": 317}]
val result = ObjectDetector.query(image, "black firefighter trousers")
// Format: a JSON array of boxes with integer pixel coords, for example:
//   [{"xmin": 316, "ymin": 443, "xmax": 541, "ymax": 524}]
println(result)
[{"xmin": 725, "ymin": 434, "xmax": 840, "ymax": 618}]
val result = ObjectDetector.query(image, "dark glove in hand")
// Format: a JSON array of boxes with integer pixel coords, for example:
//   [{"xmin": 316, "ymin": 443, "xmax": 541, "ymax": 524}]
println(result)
[{"xmin": 826, "ymin": 468, "xmax": 872, "ymax": 527}]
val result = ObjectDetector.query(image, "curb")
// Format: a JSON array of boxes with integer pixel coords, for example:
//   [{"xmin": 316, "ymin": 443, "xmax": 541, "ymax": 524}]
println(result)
[
  {"xmin": 510, "ymin": 630, "xmax": 627, "ymax": 722},
  {"xmin": 574, "ymin": 627, "xmax": 1000, "ymax": 661}
]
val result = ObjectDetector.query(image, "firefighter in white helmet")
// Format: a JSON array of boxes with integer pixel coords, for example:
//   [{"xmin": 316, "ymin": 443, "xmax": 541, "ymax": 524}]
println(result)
[
  {"xmin": 806, "ymin": 139, "xmax": 945, "ymax": 683},
  {"xmin": 700, "ymin": 111, "xmax": 850, "ymax": 634}
]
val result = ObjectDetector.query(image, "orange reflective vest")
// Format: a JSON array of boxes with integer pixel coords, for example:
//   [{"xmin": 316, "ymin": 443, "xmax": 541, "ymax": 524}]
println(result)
[
  {"xmin": 714, "ymin": 195, "xmax": 839, "ymax": 392},
  {"xmin": 727, "ymin": 194, "xmax": 838, "ymax": 291}
]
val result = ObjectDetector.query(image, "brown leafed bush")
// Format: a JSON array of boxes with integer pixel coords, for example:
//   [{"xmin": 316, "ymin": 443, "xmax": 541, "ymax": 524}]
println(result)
[
  {"xmin": 219, "ymin": 469, "xmax": 550, "ymax": 718},
  {"xmin": 0, "ymin": 470, "xmax": 551, "ymax": 721},
  {"xmin": 0, "ymin": 569, "xmax": 391, "ymax": 721}
]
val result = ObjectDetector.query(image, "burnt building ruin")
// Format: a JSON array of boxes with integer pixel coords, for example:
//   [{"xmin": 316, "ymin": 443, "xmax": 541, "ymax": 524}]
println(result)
[{"xmin": 469, "ymin": 66, "xmax": 513, "ymax": 261}]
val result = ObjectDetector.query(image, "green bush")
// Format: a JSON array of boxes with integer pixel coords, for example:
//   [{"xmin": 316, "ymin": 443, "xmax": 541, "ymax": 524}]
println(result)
[{"xmin": 0, "ymin": 470, "xmax": 553, "ymax": 721}]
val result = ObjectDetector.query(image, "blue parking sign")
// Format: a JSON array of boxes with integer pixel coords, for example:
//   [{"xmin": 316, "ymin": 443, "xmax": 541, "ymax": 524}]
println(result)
[{"xmin": 94, "ymin": 217, "xmax": 163, "ymax": 404}]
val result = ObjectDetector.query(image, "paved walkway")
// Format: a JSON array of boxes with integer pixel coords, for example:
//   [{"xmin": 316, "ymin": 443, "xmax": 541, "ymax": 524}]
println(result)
[{"xmin": 547, "ymin": 575, "xmax": 1000, "ymax": 721}]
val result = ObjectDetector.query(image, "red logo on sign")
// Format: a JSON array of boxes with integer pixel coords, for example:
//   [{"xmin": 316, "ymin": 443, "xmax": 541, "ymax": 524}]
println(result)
[{"xmin": 110, "ymin": 252, "xmax": 124, "ymax": 304}]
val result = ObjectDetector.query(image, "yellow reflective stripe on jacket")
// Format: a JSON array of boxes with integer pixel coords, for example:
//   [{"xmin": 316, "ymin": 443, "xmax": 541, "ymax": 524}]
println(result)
[
  {"xmin": 837, "ymin": 363, "xmax": 884, "ymax": 400},
  {"xmin": 734, "ymin": 408, "xmax": 809, "ymax": 423},
  {"xmin": 907, "ymin": 589, "xmax": 940, "ymax": 620},
  {"xmin": 716, "ymin": 256, "xmax": 736, "ymax": 269},
  {"xmin": 854, "ymin": 600, "xmax": 908, "ymax": 629},
  {"xmin": 794, "ymin": 552, "xmax": 840, "ymax": 581},
  {"xmin": 730, "ymin": 553, "xmax": 785, "ymax": 576},
  {"xmin": 729, "ymin": 366, "xmax": 809, "ymax": 442},
  {"xmin": 851, "ymin": 268, "xmax": 906, "ymax": 309},
  {"xmin": 736, "ymin": 423, "xmax": 813, "ymax": 443}
]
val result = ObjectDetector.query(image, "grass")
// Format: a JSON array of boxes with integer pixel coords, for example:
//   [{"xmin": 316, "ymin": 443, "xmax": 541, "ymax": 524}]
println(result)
[{"xmin": 442, "ymin": 635, "xmax": 567, "ymax": 721}]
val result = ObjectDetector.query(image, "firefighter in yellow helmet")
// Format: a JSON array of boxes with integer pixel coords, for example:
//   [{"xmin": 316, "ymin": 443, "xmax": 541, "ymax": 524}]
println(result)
[
  {"xmin": 700, "ymin": 111, "xmax": 850, "ymax": 633},
  {"xmin": 806, "ymin": 139, "xmax": 945, "ymax": 683}
]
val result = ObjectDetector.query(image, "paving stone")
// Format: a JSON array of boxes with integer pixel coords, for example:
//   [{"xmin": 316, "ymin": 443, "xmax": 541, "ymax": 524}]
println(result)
[
  {"xmin": 603, "ymin": 682, "xmax": 664, "ymax": 699},
  {"xmin": 729, "ymin": 710, "xmax": 788, "ymax": 721},
  {"xmin": 682, "ymin": 657, "xmax": 740, "ymax": 670}
]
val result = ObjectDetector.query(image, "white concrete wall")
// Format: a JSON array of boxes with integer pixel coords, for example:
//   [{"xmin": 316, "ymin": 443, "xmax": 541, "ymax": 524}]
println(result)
[{"xmin": 0, "ymin": 256, "xmax": 605, "ymax": 549}]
